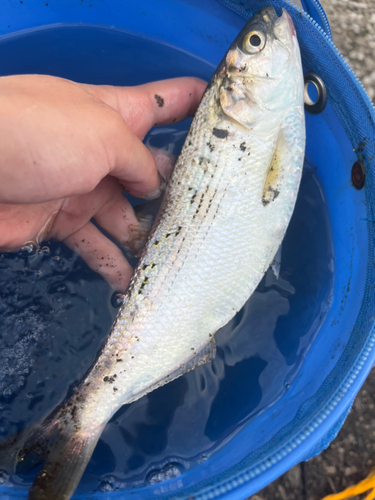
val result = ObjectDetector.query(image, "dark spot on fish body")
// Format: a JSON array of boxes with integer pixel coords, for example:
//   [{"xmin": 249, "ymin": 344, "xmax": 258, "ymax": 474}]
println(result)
[
  {"xmin": 207, "ymin": 142, "xmax": 214, "ymax": 152},
  {"xmin": 155, "ymin": 94, "xmax": 164, "ymax": 107},
  {"xmin": 240, "ymin": 142, "xmax": 246, "ymax": 152},
  {"xmin": 212, "ymin": 128, "xmax": 229, "ymax": 139},
  {"xmin": 262, "ymin": 187, "xmax": 280, "ymax": 206},
  {"xmin": 71, "ymin": 405, "xmax": 78, "ymax": 420}
]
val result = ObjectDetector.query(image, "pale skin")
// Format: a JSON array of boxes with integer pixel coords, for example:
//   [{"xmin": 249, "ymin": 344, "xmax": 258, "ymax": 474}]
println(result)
[{"xmin": 0, "ymin": 74, "xmax": 206, "ymax": 291}]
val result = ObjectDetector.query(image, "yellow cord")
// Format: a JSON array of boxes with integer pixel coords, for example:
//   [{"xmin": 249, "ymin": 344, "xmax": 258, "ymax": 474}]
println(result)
[{"xmin": 321, "ymin": 468, "xmax": 375, "ymax": 500}]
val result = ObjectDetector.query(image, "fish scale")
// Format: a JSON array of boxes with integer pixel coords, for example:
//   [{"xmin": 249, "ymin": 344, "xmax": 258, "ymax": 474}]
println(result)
[
  {"xmin": 79, "ymin": 7, "xmax": 305, "ymax": 434},
  {"xmin": 0, "ymin": 7, "xmax": 305, "ymax": 500}
]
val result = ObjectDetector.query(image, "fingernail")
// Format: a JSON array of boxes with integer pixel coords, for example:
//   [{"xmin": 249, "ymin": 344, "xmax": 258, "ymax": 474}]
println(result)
[{"xmin": 144, "ymin": 173, "xmax": 166, "ymax": 200}]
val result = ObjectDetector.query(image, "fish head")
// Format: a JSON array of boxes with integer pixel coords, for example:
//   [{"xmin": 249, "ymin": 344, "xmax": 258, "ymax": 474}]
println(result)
[{"xmin": 217, "ymin": 6, "xmax": 303, "ymax": 131}]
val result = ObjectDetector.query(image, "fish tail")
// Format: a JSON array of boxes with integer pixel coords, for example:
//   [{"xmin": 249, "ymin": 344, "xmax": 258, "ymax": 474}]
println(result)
[
  {"xmin": 29, "ymin": 423, "xmax": 104, "ymax": 500},
  {"xmin": 0, "ymin": 415, "xmax": 54, "ymax": 474},
  {"xmin": 0, "ymin": 407, "xmax": 104, "ymax": 500}
]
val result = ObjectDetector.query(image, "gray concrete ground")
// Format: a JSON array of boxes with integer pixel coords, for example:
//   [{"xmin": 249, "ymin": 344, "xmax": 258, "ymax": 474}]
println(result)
[
  {"xmin": 320, "ymin": 0, "xmax": 375, "ymax": 101},
  {"xmin": 249, "ymin": 2, "xmax": 375, "ymax": 499}
]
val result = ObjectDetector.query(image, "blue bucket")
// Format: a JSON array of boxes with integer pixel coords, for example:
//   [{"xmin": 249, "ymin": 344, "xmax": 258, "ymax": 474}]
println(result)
[{"xmin": 0, "ymin": 0, "xmax": 374, "ymax": 499}]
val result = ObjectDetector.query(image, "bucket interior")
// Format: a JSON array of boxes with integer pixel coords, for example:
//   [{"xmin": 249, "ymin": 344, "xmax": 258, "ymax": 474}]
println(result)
[{"xmin": 0, "ymin": 6, "xmax": 368, "ymax": 500}]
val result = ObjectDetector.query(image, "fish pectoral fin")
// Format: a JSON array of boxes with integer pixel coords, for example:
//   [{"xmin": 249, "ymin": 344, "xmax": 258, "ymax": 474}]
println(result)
[
  {"xmin": 29, "ymin": 423, "xmax": 105, "ymax": 500},
  {"xmin": 262, "ymin": 129, "xmax": 285, "ymax": 207}
]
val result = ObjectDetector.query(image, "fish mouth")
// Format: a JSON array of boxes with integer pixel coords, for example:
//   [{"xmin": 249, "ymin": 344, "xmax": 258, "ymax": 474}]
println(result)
[
  {"xmin": 245, "ymin": 6, "xmax": 295, "ymax": 40},
  {"xmin": 276, "ymin": 9, "xmax": 296, "ymax": 37}
]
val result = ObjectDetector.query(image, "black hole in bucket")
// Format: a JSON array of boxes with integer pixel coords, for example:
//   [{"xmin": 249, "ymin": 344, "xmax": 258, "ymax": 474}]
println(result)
[{"xmin": 351, "ymin": 161, "xmax": 365, "ymax": 190}]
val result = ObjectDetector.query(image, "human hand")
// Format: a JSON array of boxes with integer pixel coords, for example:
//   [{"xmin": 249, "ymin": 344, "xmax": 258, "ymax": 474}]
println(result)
[{"xmin": 0, "ymin": 74, "xmax": 206, "ymax": 291}]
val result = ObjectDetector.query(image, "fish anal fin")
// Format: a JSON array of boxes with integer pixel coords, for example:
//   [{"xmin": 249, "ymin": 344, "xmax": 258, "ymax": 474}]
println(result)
[
  {"xmin": 188, "ymin": 338, "xmax": 217, "ymax": 369},
  {"xmin": 127, "ymin": 339, "xmax": 217, "ymax": 404},
  {"xmin": 163, "ymin": 338, "xmax": 217, "ymax": 384}
]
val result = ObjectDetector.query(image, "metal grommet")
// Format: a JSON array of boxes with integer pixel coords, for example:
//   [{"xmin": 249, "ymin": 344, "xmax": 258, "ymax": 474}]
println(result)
[{"xmin": 304, "ymin": 72, "xmax": 327, "ymax": 114}]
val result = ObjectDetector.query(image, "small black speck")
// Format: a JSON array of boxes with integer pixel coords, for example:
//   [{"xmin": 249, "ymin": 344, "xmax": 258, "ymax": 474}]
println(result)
[
  {"xmin": 155, "ymin": 94, "xmax": 164, "ymax": 107},
  {"xmin": 240, "ymin": 142, "xmax": 246, "ymax": 152}
]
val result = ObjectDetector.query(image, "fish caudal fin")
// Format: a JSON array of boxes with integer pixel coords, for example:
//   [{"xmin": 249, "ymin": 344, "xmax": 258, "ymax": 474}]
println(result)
[
  {"xmin": 0, "ymin": 411, "xmax": 104, "ymax": 500},
  {"xmin": 29, "ymin": 424, "xmax": 104, "ymax": 500},
  {"xmin": 0, "ymin": 416, "xmax": 54, "ymax": 474}
]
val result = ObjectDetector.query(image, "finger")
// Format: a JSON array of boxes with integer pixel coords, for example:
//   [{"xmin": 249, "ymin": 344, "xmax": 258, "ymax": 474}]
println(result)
[
  {"xmin": 0, "ymin": 200, "xmax": 62, "ymax": 251},
  {"xmin": 50, "ymin": 177, "xmax": 139, "ymax": 243},
  {"xmin": 81, "ymin": 77, "xmax": 207, "ymax": 139},
  {"xmin": 100, "ymin": 118, "xmax": 162, "ymax": 200},
  {"xmin": 50, "ymin": 176, "xmax": 155, "ymax": 257},
  {"xmin": 64, "ymin": 221, "xmax": 133, "ymax": 292}
]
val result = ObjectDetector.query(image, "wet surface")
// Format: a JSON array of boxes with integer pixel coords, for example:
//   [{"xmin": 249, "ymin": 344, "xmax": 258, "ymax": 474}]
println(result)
[{"xmin": 251, "ymin": 2, "xmax": 375, "ymax": 498}]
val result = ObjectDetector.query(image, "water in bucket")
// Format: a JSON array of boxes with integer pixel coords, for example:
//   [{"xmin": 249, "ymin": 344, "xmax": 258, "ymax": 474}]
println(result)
[
  {"xmin": 0, "ymin": 0, "xmax": 372, "ymax": 497},
  {"xmin": 0, "ymin": 24, "xmax": 334, "ymax": 495}
]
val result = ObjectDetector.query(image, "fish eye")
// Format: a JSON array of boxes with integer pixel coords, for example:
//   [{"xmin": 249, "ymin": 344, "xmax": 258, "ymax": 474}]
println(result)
[{"xmin": 242, "ymin": 31, "xmax": 266, "ymax": 54}]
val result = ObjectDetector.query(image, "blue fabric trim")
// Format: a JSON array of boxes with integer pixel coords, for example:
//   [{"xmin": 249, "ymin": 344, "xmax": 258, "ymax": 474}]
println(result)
[{"xmin": 300, "ymin": 0, "xmax": 332, "ymax": 38}]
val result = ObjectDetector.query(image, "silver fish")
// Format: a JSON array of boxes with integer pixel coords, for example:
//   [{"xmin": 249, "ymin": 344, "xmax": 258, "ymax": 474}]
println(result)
[{"xmin": 2, "ymin": 6, "xmax": 305, "ymax": 499}]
